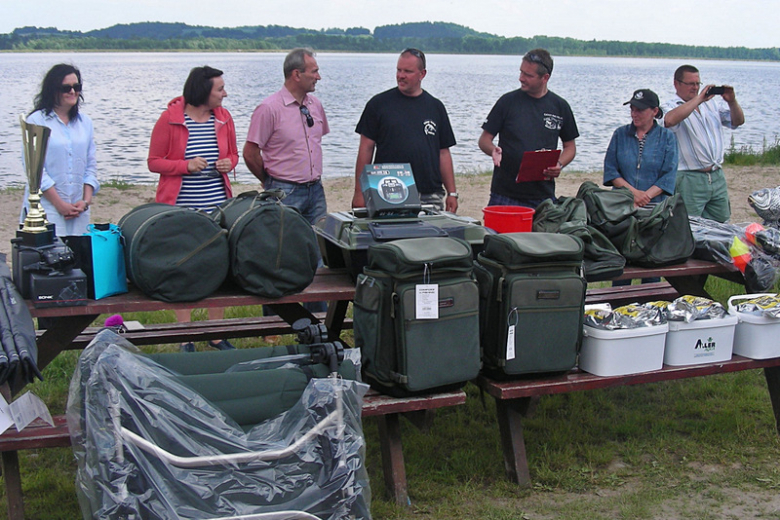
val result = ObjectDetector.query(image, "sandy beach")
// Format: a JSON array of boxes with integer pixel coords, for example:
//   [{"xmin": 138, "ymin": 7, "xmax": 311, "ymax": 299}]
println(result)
[{"xmin": 1, "ymin": 165, "xmax": 777, "ymax": 257}]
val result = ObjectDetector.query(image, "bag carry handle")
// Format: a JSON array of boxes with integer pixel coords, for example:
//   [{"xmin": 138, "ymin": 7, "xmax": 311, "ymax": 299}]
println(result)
[
  {"xmin": 86, "ymin": 223, "xmax": 123, "ymax": 243},
  {"xmin": 728, "ymin": 293, "xmax": 778, "ymax": 314}
]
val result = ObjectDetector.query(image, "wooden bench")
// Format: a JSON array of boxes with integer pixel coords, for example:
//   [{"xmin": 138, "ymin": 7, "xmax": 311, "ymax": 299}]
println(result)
[
  {"xmin": 477, "ymin": 356, "xmax": 780, "ymax": 487},
  {"xmin": 0, "ymin": 388, "xmax": 466, "ymax": 519},
  {"xmin": 39, "ymin": 313, "xmax": 354, "ymax": 351},
  {"xmin": 585, "ymin": 280, "xmax": 680, "ymax": 306}
]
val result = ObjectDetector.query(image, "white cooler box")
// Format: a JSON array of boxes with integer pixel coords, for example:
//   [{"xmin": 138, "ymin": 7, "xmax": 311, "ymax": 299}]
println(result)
[
  {"xmin": 579, "ymin": 323, "xmax": 668, "ymax": 377},
  {"xmin": 728, "ymin": 294, "xmax": 780, "ymax": 359},
  {"xmin": 664, "ymin": 314, "xmax": 738, "ymax": 366}
]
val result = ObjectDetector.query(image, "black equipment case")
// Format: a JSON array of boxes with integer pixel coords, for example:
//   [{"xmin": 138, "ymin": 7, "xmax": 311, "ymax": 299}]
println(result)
[
  {"xmin": 474, "ymin": 232, "xmax": 587, "ymax": 377},
  {"xmin": 315, "ymin": 209, "xmax": 494, "ymax": 281}
]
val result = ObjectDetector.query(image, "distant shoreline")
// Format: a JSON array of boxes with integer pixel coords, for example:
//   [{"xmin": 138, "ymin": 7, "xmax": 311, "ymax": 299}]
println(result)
[{"xmin": 2, "ymin": 49, "xmax": 777, "ymax": 63}]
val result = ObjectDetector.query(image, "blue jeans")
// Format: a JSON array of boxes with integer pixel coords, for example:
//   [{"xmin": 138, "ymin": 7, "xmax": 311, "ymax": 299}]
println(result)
[
  {"xmin": 264, "ymin": 177, "xmax": 327, "ymax": 314},
  {"xmin": 265, "ymin": 177, "xmax": 327, "ymax": 225},
  {"xmin": 487, "ymin": 192, "xmax": 552, "ymax": 210}
]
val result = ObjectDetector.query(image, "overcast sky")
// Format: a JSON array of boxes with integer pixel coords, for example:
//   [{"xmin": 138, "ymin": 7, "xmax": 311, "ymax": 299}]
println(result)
[{"xmin": 3, "ymin": 0, "xmax": 778, "ymax": 49}]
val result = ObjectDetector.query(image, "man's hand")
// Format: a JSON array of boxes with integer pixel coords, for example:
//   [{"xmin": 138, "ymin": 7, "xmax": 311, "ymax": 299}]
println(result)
[
  {"xmin": 445, "ymin": 195, "xmax": 458, "ymax": 213},
  {"xmin": 542, "ymin": 161, "xmax": 563, "ymax": 179},
  {"xmin": 721, "ymin": 85, "xmax": 737, "ymax": 103},
  {"xmin": 700, "ymin": 84, "xmax": 718, "ymax": 104},
  {"xmin": 352, "ymin": 191, "xmax": 365, "ymax": 209},
  {"xmin": 491, "ymin": 146, "xmax": 502, "ymax": 167}
]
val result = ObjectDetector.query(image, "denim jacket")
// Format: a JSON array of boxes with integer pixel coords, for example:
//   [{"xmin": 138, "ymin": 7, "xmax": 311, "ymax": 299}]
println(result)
[{"xmin": 603, "ymin": 121, "xmax": 678, "ymax": 203}]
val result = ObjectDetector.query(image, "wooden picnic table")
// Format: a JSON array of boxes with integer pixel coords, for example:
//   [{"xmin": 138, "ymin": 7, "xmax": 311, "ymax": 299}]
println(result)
[
  {"xmin": 479, "ymin": 258, "xmax": 778, "ymax": 488},
  {"xmin": 1, "ymin": 266, "xmax": 468, "ymax": 518},
  {"xmin": 25, "ymin": 267, "xmax": 355, "ymax": 381}
]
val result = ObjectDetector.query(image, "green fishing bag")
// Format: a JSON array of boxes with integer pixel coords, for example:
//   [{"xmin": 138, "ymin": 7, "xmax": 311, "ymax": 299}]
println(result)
[
  {"xmin": 118, "ymin": 203, "xmax": 229, "ymax": 302},
  {"xmin": 475, "ymin": 232, "xmax": 586, "ymax": 377},
  {"xmin": 577, "ymin": 181, "xmax": 695, "ymax": 267},
  {"xmin": 354, "ymin": 237, "xmax": 481, "ymax": 396},
  {"xmin": 533, "ymin": 196, "xmax": 626, "ymax": 281},
  {"xmin": 216, "ymin": 190, "xmax": 319, "ymax": 298}
]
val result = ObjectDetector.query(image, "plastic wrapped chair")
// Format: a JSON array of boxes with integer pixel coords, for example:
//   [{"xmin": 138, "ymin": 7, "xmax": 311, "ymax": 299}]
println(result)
[{"xmin": 67, "ymin": 329, "xmax": 371, "ymax": 520}]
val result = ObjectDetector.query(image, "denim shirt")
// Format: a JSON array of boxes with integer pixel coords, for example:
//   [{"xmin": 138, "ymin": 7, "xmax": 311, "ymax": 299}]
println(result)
[{"xmin": 603, "ymin": 121, "xmax": 678, "ymax": 203}]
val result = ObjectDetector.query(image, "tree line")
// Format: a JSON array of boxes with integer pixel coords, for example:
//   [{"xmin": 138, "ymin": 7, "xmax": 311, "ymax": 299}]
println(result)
[{"xmin": 2, "ymin": 22, "xmax": 778, "ymax": 61}]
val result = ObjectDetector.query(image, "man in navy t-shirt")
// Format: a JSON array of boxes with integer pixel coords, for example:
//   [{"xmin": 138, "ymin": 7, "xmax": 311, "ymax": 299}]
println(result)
[
  {"xmin": 479, "ymin": 48, "xmax": 579, "ymax": 209},
  {"xmin": 352, "ymin": 48, "xmax": 459, "ymax": 212}
]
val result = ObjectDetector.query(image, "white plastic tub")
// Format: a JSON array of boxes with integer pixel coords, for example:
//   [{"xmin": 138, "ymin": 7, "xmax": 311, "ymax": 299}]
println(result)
[
  {"xmin": 579, "ymin": 323, "xmax": 668, "ymax": 377},
  {"xmin": 728, "ymin": 294, "xmax": 780, "ymax": 359},
  {"xmin": 663, "ymin": 314, "xmax": 737, "ymax": 366}
]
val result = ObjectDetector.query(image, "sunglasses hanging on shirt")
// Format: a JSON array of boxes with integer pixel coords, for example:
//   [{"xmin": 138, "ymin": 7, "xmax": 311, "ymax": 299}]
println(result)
[{"xmin": 299, "ymin": 105, "xmax": 314, "ymax": 128}]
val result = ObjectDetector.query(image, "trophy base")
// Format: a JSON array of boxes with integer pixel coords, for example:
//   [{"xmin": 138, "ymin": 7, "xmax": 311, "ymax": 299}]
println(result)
[{"xmin": 16, "ymin": 225, "xmax": 55, "ymax": 248}]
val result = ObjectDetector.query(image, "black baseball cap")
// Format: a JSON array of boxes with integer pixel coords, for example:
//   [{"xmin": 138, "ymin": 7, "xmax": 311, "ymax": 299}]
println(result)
[{"xmin": 624, "ymin": 89, "xmax": 663, "ymax": 118}]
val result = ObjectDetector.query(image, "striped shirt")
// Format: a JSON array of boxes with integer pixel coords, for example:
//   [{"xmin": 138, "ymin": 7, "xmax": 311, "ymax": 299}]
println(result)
[
  {"xmin": 661, "ymin": 95, "xmax": 735, "ymax": 171},
  {"xmin": 177, "ymin": 114, "xmax": 227, "ymax": 210}
]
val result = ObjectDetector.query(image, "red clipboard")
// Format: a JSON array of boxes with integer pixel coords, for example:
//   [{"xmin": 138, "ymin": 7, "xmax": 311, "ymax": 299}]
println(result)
[{"xmin": 515, "ymin": 149, "xmax": 561, "ymax": 183}]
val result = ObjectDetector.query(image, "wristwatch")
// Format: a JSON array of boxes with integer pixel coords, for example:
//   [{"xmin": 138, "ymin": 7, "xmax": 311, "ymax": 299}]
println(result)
[{"xmin": 448, "ymin": 192, "xmax": 459, "ymax": 199}]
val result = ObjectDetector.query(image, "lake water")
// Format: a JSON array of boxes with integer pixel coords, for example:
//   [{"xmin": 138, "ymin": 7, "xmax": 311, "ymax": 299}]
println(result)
[{"xmin": 1, "ymin": 52, "xmax": 779, "ymax": 188}]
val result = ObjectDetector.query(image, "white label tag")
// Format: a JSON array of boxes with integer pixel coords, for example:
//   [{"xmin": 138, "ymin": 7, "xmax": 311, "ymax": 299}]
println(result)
[
  {"xmin": 9, "ymin": 392, "xmax": 54, "ymax": 432},
  {"xmin": 506, "ymin": 325, "xmax": 516, "ymax": 360},
  {"xmin": 0, "ymin": 395, "xmax": 14, "ymax": 435},
  {"xmin": 416, "ymin": 284, "xmax": 439, "ymax": 320}
]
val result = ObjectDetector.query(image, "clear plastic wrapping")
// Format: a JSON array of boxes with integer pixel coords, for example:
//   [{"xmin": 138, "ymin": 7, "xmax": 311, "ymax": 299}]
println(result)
[
  {"xmin": 749, "ymin": 186, "xmax": 780, "ymax": 227},
  {"xmin": 664, "ymin": 295, "xmax": 727, "ymax": 322},
  {"xmin": 67, "ymin": 329, "xmax": 371, "ymax": 520},
  {"xmin": 689, "ymin": 216, "xmax": 780, "ymax": 293},
  {"xmin": 733, "ymin": 294, "xmax": 780, "ymax": 319},
  {"xmin": 585, "ymin": 303, "xmax": 667, "ymax": 330}
]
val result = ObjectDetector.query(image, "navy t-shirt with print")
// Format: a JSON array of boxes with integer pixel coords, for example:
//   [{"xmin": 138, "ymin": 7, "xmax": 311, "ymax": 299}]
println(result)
[
  {"xmin": 356, "ymin": 88, "xmax": 456, "ymax": 195},
  {"xmin": 482, "ymin": 89, "xmax": 579, "ymax": 202}
]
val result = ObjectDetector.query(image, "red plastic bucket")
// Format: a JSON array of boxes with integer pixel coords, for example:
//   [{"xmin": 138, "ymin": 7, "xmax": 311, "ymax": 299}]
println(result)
[{"xmin": 482, "ymin": 205, "xmax": 535, "ymax": 233}]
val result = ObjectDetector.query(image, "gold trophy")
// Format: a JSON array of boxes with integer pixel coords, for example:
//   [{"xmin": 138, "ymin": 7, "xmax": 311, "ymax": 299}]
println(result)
[{"xmin": 18, "ymin": 115, "xmax": 55, "ymax": 247}]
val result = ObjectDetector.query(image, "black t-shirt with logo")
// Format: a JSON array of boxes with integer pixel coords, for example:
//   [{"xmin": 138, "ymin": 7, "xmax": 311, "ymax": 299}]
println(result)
[
  {"xmin": 482, "ymin": 89, "xmax": 579, "ymax": 202},
  {"xmin": 356, "ymin": 88, "xmax": 456, "ymax": 195}
]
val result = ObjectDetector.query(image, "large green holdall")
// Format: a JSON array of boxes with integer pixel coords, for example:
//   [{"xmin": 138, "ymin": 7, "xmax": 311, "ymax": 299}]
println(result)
[
  {"xmin": 576, "ymin": 181, "xmax": 695, "ymax": 267},
  {"xmin": 475, "ymin": 232, "xmax": 586, "ymax": 377},
  {"xmin": 118, "ymin": 203, "xmax": 229, "ymax": 302},
  {"xmin": 216, "ymin": 190, "xmax": 320, "ymax": 298},
  {"xmin": 354, "ymin": 236, "xmax": 481, "ymax": 396},
  {"xmin": 532, "ymin": 196, "xmax": 626, "ymax": 281}
]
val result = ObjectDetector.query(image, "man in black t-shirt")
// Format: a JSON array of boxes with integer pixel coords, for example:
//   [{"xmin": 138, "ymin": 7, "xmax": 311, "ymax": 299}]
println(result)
[
  {"xmin": 479, "ymin": 48, "xmax": 579, "ymax": 209},
  {"xmin": 353, "ymin": 48, "xmax": 459, "ymax": 212}
]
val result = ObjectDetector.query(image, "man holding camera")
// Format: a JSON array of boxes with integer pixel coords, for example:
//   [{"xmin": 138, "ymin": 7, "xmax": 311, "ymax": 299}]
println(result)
[{"xmin": 662, "ymin": 64, "xmax": 745, "ymax": 223}]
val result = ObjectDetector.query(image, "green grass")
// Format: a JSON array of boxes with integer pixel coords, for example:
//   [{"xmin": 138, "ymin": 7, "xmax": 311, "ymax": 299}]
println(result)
[
  {"xmin": 4, "ymin": 278, "xmax": 780, "ymax": 518},
  {"xmin": 100, "ymin": 177, "xmax": 134, "ymax": 190},
  {"xmin": 724, "ymin": 136, "xmax": 780, "ymax": 166}
]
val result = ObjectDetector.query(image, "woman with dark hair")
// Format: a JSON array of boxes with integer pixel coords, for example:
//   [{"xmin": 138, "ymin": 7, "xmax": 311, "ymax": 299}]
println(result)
[
  {"xmin": 148, "ymin": 65, "xmax": 239, "ymax": 351},
  {"xmin": 604, "ymin": 88, "xmax": 678, "ymax": 286},
  {"xmin": 603, "ymin": 89, "xmax": 678, "ymax": 207},
  {"xmin": 21, "ymin": 63, "xmax": 99, "ymax": 236},
  {"xmin": 149, "ymin": 65, "xmax": 238, "ymax": 209}
]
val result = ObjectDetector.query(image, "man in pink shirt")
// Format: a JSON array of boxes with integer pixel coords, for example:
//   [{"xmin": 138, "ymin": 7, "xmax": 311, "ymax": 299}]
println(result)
[{"xmin": 244, "ymin": 48, "xmax": 329, "ymax": 224}]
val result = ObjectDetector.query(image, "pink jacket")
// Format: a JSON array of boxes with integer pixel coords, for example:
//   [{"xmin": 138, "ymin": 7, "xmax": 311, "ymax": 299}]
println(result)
[{"xmin": 148, "ymin": 96, "xmax": 238, "ymax": 204}]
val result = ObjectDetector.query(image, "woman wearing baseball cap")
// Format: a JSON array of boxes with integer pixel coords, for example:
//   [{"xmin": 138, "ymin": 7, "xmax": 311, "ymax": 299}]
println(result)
[{"xmin": 603, "ymin": 88, "xmax": 678, "ymax": 208}]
